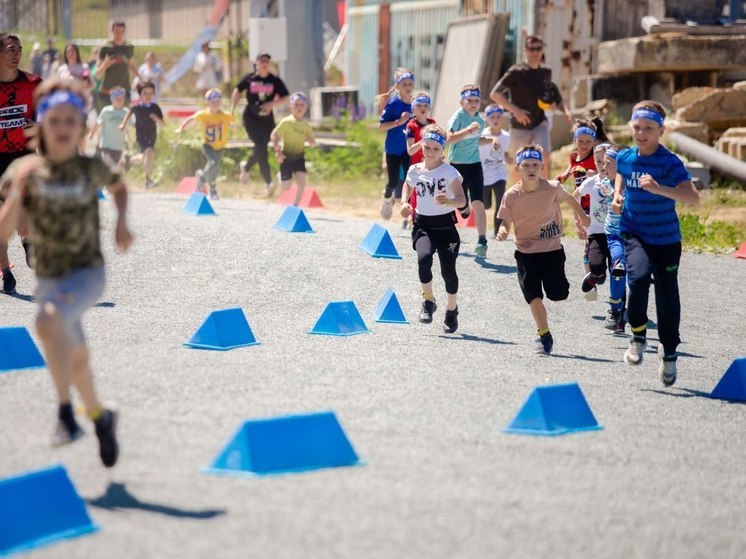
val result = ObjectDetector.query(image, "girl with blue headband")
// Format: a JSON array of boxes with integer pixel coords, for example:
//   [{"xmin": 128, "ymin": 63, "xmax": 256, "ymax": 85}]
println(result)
[
  {"xmin": 479, "ymin": 104, "xmax": 513, "ymax": 238},
  {"xmin": 400, "ymin": 124, "xmax": 466, "ymax": 333},
  {"xmin": 611, "ymin": 100, "xmax": 700, "ymax": 386},
  {"xmin": 0, "ymin": 79, "xmax": 133, "ymax": 468}
]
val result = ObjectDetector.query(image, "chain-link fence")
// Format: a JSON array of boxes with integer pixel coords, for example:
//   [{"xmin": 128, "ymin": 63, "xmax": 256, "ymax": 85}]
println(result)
[{"xmin": 1, "ymin": 0, "xmax": 109, "ymax": 39}]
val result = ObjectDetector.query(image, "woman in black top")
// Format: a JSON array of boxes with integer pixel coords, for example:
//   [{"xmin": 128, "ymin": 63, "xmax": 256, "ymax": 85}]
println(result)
[{"xmin": 230, "ymin": 52, "xmax": 289, "ymax": 192}]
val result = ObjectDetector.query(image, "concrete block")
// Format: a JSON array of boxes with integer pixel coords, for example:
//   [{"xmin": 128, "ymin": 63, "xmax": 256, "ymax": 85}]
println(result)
[{"xmin": 672, "ymin": 87, "xmax": 718, "ymax": 111}]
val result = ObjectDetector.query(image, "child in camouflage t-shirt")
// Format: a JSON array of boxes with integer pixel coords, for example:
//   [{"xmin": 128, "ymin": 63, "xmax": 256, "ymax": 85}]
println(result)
[{"xmin": 0, "ymin": 80, "xmax": 133, "ymax": 468}]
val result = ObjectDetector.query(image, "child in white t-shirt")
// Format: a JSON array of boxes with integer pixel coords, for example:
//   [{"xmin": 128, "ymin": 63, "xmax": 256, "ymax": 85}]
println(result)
[{"xmin": 479, "ymin": 104, "xmax": 512, "ymax": 238}]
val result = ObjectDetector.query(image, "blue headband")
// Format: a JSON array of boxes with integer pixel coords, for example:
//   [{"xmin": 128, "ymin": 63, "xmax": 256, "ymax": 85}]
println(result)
[
  {"xmin": 411, "ymin": 96, "xmax": 431, "ymax": 110},
  {"xmin": 206, "ymin": 91, "xmax": 222, "ymax": 102},
  {"xmin": 109, "ymin": 88, "xmax": 126, "ymax": 100},
  {"xmin": 396, "ymin": 72, "xmax": 414, "ymax": 84},
  {"xmin": 605, "ymin": 148, "xmax": 619, "ymax": 160},
  {"xmin": 290, "ymin": 93, "xmax": 308, "ymax": 104},
  {"xmin": 37, "ymin": 90, "xmax": 86, "ymax": 121},
  {"xmin": 573, "ymin": 126, "xmax": 596, "ymax": 140},
  {"xmin": 486, "ymin": 106, "xmax": 504, "ymax": 117},
  {"xmin": 516, "ymin": 149, "xmax": 543, "ymax": 164},
  {"xmin": 422, "ymin": 132, "xmax": 446, "ymax": 147},
  {"xmin": 461, "ymin": 89, "xmax": 481, "ymax": 100},
  {"xmin": 631, "ymin": 108, "xmax": 664, "ymax": 126}
]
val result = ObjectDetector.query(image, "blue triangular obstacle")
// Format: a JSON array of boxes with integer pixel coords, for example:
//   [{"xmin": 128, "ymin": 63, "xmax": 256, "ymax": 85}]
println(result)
[
  {"xmin": 273, "ymin": 205, "xmax": 314, "ymax": 233},
  {"xmin": 504, "ymin": 382, "xmax": 603, "ymax": 436},
  {"xmin": 184, "ymin": 308, "xmax": 260, "ymax": 350},
  {"xmin": 710, "ymin": 357, "xmax": 746, "ymax": 402},
  {"xmin": 358, "ymin": 223, "xmax": 402, "ymax": 259},
  {"xmin": 97, "ymin": 189, "xmax": 106, "ymax": 200},
  {"xmin": 183, "ymin": 192, "xmax": 216, "ymax": 215},
  {"xmin": 203, "ymin": 410, "xmax": 363, "ymax": 477},
  {"xmin": 309, "ymin": 301, "xmax": 369, "ymax": 336},
  {"xmin": 0, "ymin": 464, "xmax": 99, "ymax": 556},
  {"xmin": 372, "ymin": 287, "xmax": 408, "ymax": 324},
  {"xmin": 0, "ymin": 326, "xmax": 45, "ymax": 373}
]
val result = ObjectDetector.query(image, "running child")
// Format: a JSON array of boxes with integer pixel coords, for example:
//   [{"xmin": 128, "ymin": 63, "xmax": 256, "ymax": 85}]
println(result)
[
  {"xmin": 497, "ymin": 145, "xmax": 589, "ymax": 354},
  {"xmin": 611, "ymin": 100, "xmax": 699, "ymax": 386},
  {"xmin": 479, "ymin": 104, "xmax": 512, "ymax": 238},
  {"xmin": 270, "ymin": 91, "xmax": 316, "ymax": 206},
  {"xmin": 119, "ymin": 80, "xmax": 164, "ymax": 189},
  {"xmin": 447, "ymin": 84, "xmax": 488, "ymax": 257},
  {"xmin": 175, "ymin": 88, "xmax": 235, "ymax": 200},
  {"xmin": 0, "ymin": 79, "xmax": 133, "ymax": 467},
  {"xmin": 404, "ymin": 91, "xmax": 436, "ymax": 226},
  {"xmin": 377, "ymin": 68, "xmax": 414, "ymax": 219},
  {"xmin": 400, "ymin": 124, "xmax": 466, "ymax": 333},
  {"xmin": 89, "ymin": 86, "xmax": 127, "ymax": 171}
]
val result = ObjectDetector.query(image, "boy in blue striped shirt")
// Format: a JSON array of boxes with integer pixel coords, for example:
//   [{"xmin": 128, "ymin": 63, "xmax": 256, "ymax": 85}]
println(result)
[{"xmin": 611, "ymin": 100, "xmax": 700, "ymax": 386}]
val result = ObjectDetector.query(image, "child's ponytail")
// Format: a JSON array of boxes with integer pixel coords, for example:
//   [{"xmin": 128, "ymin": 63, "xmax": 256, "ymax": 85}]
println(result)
[{"xmin": 374, "ymin": 67, "xmax": 413, "ymax": 115}]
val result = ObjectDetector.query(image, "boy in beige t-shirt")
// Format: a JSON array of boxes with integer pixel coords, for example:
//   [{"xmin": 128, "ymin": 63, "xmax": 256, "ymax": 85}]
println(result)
[{"xmin": 497, "ymin": 144, "xmax": 589, "ymax": 354}]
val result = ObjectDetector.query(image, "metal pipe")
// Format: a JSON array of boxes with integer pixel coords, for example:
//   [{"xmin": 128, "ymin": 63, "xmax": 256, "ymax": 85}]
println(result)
[{"xmin": 668, "ymin": 132, "xmax": 746, "ymax": 185}]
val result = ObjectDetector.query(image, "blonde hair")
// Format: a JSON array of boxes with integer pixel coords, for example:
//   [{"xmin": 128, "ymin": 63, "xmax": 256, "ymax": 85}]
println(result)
[
  {"xmin": 375, "ymin": 67, "xmax": 413, "ymax": 114},
  {"xmin": 204, "ymin": 87, "xmax": 222, "ymax": 101},
  {"xmin": 423, "ymin": 123, "xmax": 446, "ymax": 137},
  {"xmin": 32, "ymin": 78, "xmax": 91, "ymax": 154}
]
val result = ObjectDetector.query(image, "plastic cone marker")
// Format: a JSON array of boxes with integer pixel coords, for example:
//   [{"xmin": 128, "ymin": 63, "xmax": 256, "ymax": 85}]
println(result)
[
  {"xmin": 0, "ymin": 326, "xmax": 46, "ymax": 373},
  {"xmin": 358, "ymin": 224, "xmax": 402, "ymax": 259},
  {"xmin": 372, "ymin": 288, "xmax": 408, "ymax": 324},
  {"xmin": 175, "ymin": 176, "xmax": 197, "ymax": 195},
  {"xmin": 183, "ymin": 192, "xmax": 216, "ymax": 215},
  {"xmin": 0, "ymin": 464, "xmax": 99, "ymax": 556},
  {"xmin": 277, "ymin": 186, "xmax": 324, "ymax": 208},
  {"xmin": 184, "ymin": 308, "xmax": 260, "ymax": 350},
  {"xmin": 309, "ymin": 301, "xmax": 369, "ymax": 336},
  {"xmin": 273, "ymin": 206, "xmax": 315, "ymax": 233},
  {"xmin": 203, "ymin": 410, "xmax": 363, "ymax": 477},
  {"xmin": 504, "ymin": 383, "xmax": 603, "ymax": 436},
  {"xmin": 710, "ymin": 357, "xmax": 746, "ymax": 402}
]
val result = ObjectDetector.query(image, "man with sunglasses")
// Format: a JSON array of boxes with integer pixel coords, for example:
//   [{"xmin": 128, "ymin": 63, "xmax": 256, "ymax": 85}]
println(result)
[{"xmin": 490, "ymin": 36, "xmax": 571, "ymax": 179}]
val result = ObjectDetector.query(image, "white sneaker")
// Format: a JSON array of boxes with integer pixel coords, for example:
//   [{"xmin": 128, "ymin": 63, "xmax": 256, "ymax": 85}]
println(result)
[
  {"xmin": 624, "ymin": 337, "xmax": 647, "ymax": 365},
  {"xmin": 380, "ymin": 196, "xmax": 393, "ymax": 220},
  {"xmin": 658, "ymin": 345, "xmax": 678, "ymax": 387},
  {"xmin": 195, "ymin": 169, "xmax": 205, "ymax": 193},
  {"xmin": 239, "ymin": 161, "xmax": 248, "ymax": 184},
  {"xmin": 584, "ymin": 285, "xmax": 598, "ymax": 301}
]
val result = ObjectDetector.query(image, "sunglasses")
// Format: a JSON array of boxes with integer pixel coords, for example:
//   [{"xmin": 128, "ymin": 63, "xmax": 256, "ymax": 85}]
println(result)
[{"xmin": 526, "ymin": 46, "xmax": 543, "ymax": 52}]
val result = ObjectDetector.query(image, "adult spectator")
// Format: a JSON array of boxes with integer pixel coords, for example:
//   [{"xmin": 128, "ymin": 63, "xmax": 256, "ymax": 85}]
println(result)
[
  {"xmin": 490, "ymin": 35, "xmax": 572, "ymax": 179},
  {"xmin": 230, "ymin": 51, "xmax": 289, "ymax": 193},
  {"xmin": 56, "ymin": 42, "xmax": 91, "ymax": 88},
  {"xmin": 41, "ymin": 37, "xmax": 59, "ymax": 78},
  {"xmin": 136, "ymin": 51, "xmax": 165, "ymax": 102},
  {"xmin": 0, "ymin": 33, "xmax": 42, "ymax": 294},
  {"xmin": 29, "ymin": 42, "xmax": 43, "ymax": 76},
  {"xmin": 193, "ymin": 42, "xmax": 222, "ymax": 98},
  {"xmin": 95, "ymin": 21, "xmax": 137, "ymax": 109}
]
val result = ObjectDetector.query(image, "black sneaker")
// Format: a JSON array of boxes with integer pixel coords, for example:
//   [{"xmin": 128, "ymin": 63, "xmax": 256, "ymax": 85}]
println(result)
[
  {"xmin": 443, "ymin": 306, "xmax": 459, "ymax": 333},
  {"xmin": 458, "ymin": 205, "xmax": 471, "ymax": 219},
  {"xmin": 1, "ymin": 268, "xmax": 16, "ymax": 294},
  {"xmin": 94, "ymin": 408, "xmax": 119, "ymax": 468},
  {"xmin": 581, "ymin": 272, "xmax": 597, "ymax": 293},
  {"xmin": 419, "ymin": 299, "xmax": 437, "ymax": 323},
  {"xmin": 21, "ymin": 237, "xmax": 35, "ymax": 269},
  {"xmin": 534, "ymin": 333, "xmax": 553, "ymax": 354}
]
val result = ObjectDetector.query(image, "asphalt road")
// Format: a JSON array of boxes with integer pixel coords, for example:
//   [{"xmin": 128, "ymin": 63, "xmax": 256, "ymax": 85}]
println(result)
[{"xmin": 1, "ymin": 192, "xmax": 745, "ymax": 559}]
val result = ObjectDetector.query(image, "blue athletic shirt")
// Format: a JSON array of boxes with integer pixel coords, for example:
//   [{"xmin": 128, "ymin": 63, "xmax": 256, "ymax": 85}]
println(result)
[
  {"xmin": 617, "ymin": 145, "xmax": 691, "ymax": 245},
  {"xmin": 380, "ymin": 96, "xmax": 411, "ymax": 155},
  {"xmin": 446, "ymin": 108, "xmax": 485, "ymax": 164}
]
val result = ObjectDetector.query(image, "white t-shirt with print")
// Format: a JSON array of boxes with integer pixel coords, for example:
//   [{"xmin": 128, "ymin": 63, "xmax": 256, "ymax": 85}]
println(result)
[
  {"xmin": 479, "ymin": 128, "xmax": 511, "ymax": 184},
  {"xmin": 406, "ymin": 162, "xmax": 463, "ymax": 217},
  {"xmin": 577, "ymin": 175, "xmax": 612, "ymax": 235}
]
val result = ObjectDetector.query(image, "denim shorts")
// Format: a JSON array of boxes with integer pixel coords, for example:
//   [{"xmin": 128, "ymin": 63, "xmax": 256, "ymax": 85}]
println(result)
[{"xmin": 35, "ymin": 266, "xmax": 106, "ymax": 347}]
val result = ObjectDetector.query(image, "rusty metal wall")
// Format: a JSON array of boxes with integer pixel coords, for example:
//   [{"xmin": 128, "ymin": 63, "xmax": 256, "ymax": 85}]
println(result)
[{"xmin": 492, "ymin": 0, "xmax": 536, "ymax": 64}]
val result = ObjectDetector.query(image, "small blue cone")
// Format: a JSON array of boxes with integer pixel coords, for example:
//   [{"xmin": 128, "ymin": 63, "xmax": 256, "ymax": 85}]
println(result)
[
  {"xmin": 358, "ymin": 223, "xmax": 402, "ymax": 259},
  {"xmin": 273, "ymin": 205, "xmax": 314, "ymax": 233},
  {"xmin": 203, "ymin": 410, "xmax": 363, "ymax": 477},
  {"xmin": 0, "ymin": 464, "xmax": 99, "ymax": 556},
  {"xmin": 710, "ymin": 357, "xmax": 746, "ymax": 402},
  {"xmin": 184, "ymin": 308, "xmax": 260, "ymax": 350},
  {"xmin": 504, "ymin": 382, "xmax": 603, "ymax": 436},
  {"xmin": 97, "ymin": 189, "xmax": 106, "ymax": 200},
  {"xmin": 183, "ymin": 192, "xmax": 216, "ymax": 216},
  {"xmin": 372, "ymin": 287, "xmax": 408, "ymax": 324},
  {"xmin": 0, "ymin": 326, "xmax": 45, "ymax": 373},
  {"xmin": 309, "ymin": 301, "xmax": 369, "ymax": 336}
]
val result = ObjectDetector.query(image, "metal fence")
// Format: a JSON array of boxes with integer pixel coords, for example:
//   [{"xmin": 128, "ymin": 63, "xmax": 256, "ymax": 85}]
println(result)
[{"xmin": 1, "ymin": 0, "xmax": 109, "ymax": 39}]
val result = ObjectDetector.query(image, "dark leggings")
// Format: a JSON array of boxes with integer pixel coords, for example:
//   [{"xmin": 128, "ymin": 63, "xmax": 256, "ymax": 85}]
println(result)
[
  {"xmin": 412, "ymin": 213, "xmax": 460, "ymax": 294},
  {"xmin": 483, "ymin": 179, "xmax": 506, "ymax": 232},
  {"xmin": 587, "ymin": 233, "xmax": 611, "ymax": 283},
  {"xmin": 242, "ymin": 111, "xmax": 274, "ymax": 185},
  {"xmin": 384, "ymin": 152, "xmax": 410, "ymax": 199},
  {"xmin": 624, "ymin": 234, "xmax": 682, "ymax": 355}
]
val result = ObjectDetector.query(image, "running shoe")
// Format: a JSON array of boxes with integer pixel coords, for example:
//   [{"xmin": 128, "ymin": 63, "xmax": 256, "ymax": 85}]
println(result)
[
  {"xmin": 658, "ymin": 345, "xmax": 678, "ymax": 387},
  {"xmin": 419, "ymin": 299, "xmax": 437, "ymax": 323},
  {"xmin": 51, "ymin": 420, "xmax": 85, "ymax": 447},
  {"xmin": 1, "ymin": 268, "xmax": 16, "ymax": 294},
  {"xmin": 474, "ymin": 240, "xmax": 487, "ymax": 258},
  {"xmin": 195, "ymin": 169, "xmax": 205, "ymax": 193},
  {"xmin": 239, "ymin": 161, "xmax": 248, "ymax": 184},
  {"xmin": 443, "ymin": 307, "xmax": 459, "ymax": 333},
  {"xmin": 534, "ymin": 333, "xmax": 553, "ymax": 355},
  {"xmin": 21, "ymin": 237, "xmax": 34, "ymax": 269},
  {"xmin": 209, "ymin": 185, "xmax": 219, "ymax": 200},
  {"xmin": 380, "ymin": 196, "xmax": 394, "ymax": 220},
  {"xmin": 624, "ymin": 338, "xmax": 647, "ymax": 365},
  {"xmin": 94, "ymin": 408, "xmax": 119, "ymax": 468}
]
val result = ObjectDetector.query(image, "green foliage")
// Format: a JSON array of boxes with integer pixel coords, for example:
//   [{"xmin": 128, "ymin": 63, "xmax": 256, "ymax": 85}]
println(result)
[
  {"xmin": 305, "ymin": 120, "xmax": 383, "ymax": 182},
  {"xmin": 679, "ymin": 213, "xmax": 742, "ymax": 252}
]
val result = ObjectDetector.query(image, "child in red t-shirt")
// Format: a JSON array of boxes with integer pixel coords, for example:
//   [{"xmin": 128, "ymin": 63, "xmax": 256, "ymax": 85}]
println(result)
[{"xmin": 404, "ymin": 92, "xmax": 436, "ymax": 220}]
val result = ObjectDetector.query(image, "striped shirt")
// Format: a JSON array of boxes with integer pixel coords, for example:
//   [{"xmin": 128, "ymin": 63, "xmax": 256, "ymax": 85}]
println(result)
[{"xmin": 617, "ymin": 145, "xmax": 690, "ymax": 245}]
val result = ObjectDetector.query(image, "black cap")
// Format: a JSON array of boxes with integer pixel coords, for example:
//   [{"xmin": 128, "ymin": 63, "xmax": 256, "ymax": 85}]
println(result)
[{"xmin": 255, "ymin": 51, "xmax": 271, "ymax": 60}]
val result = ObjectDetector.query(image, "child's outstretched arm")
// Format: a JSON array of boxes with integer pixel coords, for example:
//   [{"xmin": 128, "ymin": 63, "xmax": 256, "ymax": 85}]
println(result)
[
  {"xmin": 0, "ymin": 156, "xmax": 42, "ymax": 241},
  {"xmin": 174, "ymin": 114, "xmax": 195, "ymax": 134},
  {"xmin": 400, "ymin": 181, "xmax": 413, "ymax": 218},
  {"xmin": 150, "ymin": 106, "xmax": 165, "ymax": 127},
  {"xmin": 611, "ymin": 173, "xmax": 625, "ymax": 214},
  {"xmin": 108, "ymin": 179, "xmax": 133, "ymax": 252},
  {"xmin": 639, "ymin": 175, "xmax": 700, "ymax": 206},
  {"xmin": 379, "ymin": 111, "xmax": 410, "ymax": 131},
  {"xmin": 447, "ymin": 122, "xmax": 480, "ymax": 145},
  {"xmin": 270, "ymin": 128, "xmax": 285, "ymax": 163},
  {"xmin": 406, "ymin": 137, "xmax": 421, "ymax": 156},
  {"xmin": 89, "ymin": 121, "xmax": 100, "ymax": 140},
  {"xmin": 435, "ymin": 177, "xmax": 466, "ymax": 210},
  {"xmin": 563, "ymin": 190, "xmax": 591, "ymax": 229},
  {"xmin": 118, "ymin": 107, "xmax": 133, "ymax": 131}
]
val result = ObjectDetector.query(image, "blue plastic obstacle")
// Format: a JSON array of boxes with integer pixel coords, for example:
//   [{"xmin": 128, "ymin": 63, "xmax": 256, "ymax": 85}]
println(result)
[
  {"xmin": 504, "ymin": 382, "xmax": 603, "ymax": 436},
  {"xmin": 183, "ymin": 192, "xmax": 216, "ymax": 216},
  {"xmin": 204, "ymin": 410, "xmax": 363, "ymax": 477},
  {"xmin": 0, "ymin": 326, "xmax": 45, "ymax": 373},
  {"xmin": 273, "ymin": 205, "xmax": 315, "ymax": 233},
  {"xmin": 710, "ymin": 357, "xmax": 746, "ymax": 402},
  {"xmin": 372, "ymin": 287, "xmax": 408, "ymax": 324},
  {"xmin": 97, "ymin": 189, "xmax": 106, "ymax": 200},
  {"xmin": 184, "ymin": 308, "xmax": 260, "ymax": 350},
  {"xmin": 358, "ymin": 223, "xmax": 402, "ymax": 259},
  {"xmin": 309, "ymin": 301, "xmax": 369, "ymax": 336},
  {"xmin": 0, "ymin": 464, "xmax": 99, "ymax": 556}
]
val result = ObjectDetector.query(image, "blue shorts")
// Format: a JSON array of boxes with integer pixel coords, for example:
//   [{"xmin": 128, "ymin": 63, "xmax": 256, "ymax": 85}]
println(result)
[{"xmin": 35, "ymin": 266, "xmax": 105, "ymax": 347}]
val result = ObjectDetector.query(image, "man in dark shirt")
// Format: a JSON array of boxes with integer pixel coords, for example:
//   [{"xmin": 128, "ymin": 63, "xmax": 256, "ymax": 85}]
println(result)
[{"xmin": 95, "ymin": 21, "xmax": 137, "ymax": 110}]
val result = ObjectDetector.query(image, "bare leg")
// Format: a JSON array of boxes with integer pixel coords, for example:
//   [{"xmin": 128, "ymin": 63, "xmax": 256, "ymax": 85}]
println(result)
[
  {"xmin": 36, "ymin": 303, "xmax": 73, "ymax": 404},
  {"xmin": 421, "ymin": 281, "xmax": 434, "ymax": 301},
  {"xmin": 293, "ymin": 172, "xmax": 306, "ymax": 207},
  {"xmin": 472, "ymin": 200, "xmax": 487, "ymax": 238},
  {"xmin": 143, "ymin": 148, "xmax": 154, "ymax": 177},
  {"xmin": 68, "ymin": 345, "xmax": 102, "ymax": 415},
  {"xmin": 446, "ymin": 292, "xmax": 457, "ymax": 311},
  {"xmin": 529, "ymin": 297, "xmax": 549, "ymax": 332}
]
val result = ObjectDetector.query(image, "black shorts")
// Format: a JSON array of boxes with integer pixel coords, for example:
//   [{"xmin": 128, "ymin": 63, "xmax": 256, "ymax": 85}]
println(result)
[
  {"xmin": 514, "ymin": 247, "xmax": 570, "ymax": 304},
  {"xmin": 587, "ymin": 233, "xmax": 611, "ymax": 278},
  {"xmin": 483, "ymin": 179, "xmax": 506, "ymax": 210},
  {"xmin": 136, "ymin": 134, "xmax": 157, "ymax": 151},
  {"xmin": 451, "ymin": 162, "xmax": 484, "ymax": 204},
  {"xmin": 96, "ymin": 148, "xmax": 123, "ymax": 167},
  {"xmin": 279, "ymin": 155, "xmax": 306, "ymax": 181}
]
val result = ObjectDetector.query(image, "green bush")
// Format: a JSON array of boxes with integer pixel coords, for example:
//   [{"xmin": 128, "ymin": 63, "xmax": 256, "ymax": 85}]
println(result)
[{"xmin": 679, "ymin": 213, "xmax": 742, "ymax": 252}]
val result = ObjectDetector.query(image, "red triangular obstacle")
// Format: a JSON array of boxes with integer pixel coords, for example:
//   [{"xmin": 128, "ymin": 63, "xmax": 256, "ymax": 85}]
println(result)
[
  {"xmin": 456, "ymin": 209, "xmax": 476, "ymax": 228},
  {"xmin": 734, "ymin": 241, "xmax": 746, "ymax": 259},
  {"xmin": 175, "ymin": 176, "xmax": 198, "ymax": 196},
  {"xmin": 277, "ymin": 186, "xmax": 324, "ymax": 208}
]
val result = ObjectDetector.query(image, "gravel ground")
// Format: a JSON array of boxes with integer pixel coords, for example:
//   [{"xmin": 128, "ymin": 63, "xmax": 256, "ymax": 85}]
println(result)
[{"xmin": 1, "ymin": 192, "xmax": 745, "ymax": 559}]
